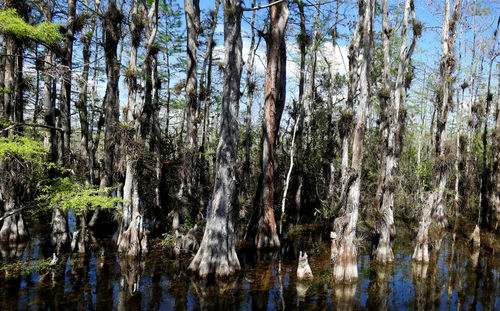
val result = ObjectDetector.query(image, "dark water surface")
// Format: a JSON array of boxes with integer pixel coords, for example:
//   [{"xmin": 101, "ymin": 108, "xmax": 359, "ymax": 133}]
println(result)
[{"xmin": 0, "ymin": 228, "xmax": 499, "ymax": 310}]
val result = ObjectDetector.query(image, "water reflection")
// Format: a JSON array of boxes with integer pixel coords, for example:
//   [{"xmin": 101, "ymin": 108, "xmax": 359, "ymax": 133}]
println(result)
[{"xmin": 0, "ymin": 230, "xmax": 499, "ymax": 310}]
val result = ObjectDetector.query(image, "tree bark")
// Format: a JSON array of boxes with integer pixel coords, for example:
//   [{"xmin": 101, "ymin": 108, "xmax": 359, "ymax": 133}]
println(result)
[
  {"xmin": 332, "ymin": 0, "xmax": 374, "ymax": 283},
  {"xmin": 243, "ymin": 0, "xmax": 258, "ymax": 193},
  {"xmin": 117, "ymin": 0, "xmax": 158, "ymax": 257},
  {"xmin": 176, "ymin": 0, "xmax": 201, "ymax": 227},
  {"xmin": 293, "ymin": 0, "xmax": 307, "ymax": 223},
  {"xmin": 413, "ymin": 0, "xmax": 459, "ymax": 262},
  {"xmin": 255, "ymin": 0, "xmax": 289, "ymax": 250},
  {"xmin": 375, "ymin": 0, "xmax": 419, "ymax": 264},
  {"xmin": 76, "ymin": 0, "xmax": 101, "ymax": 185},
  {"xmin": 59, "ymin": 0, "xmax": 76, "ymax": 167},
  {"xmin": 492, "ymin": 65, "xmax": 500, "ymax": 229},
  {"xmin": 90, "ymin": 0, "xmax": 122, "ymax": 228},
  {"xmin": 188, "ymin": 0, "xmax": 243, "ymax": 278}
]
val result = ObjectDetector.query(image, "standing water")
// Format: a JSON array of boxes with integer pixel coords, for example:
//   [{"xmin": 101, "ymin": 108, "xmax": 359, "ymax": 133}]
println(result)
[{"xmin": 0, "ymin": 227, "xmax": 499, "ymax": 310}]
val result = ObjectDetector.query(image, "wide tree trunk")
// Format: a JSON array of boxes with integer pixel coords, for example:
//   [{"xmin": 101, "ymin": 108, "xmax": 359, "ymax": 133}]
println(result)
[
  {"xmin": 255, "ymin": 0, "xmax": 289, "ymax": 250},
  {"xmin": 188, "ymin": 0, "xmax": 243, "ymax": 278},
  {"xmin": 331, "ymin": 0, "xmax": 374, "ymax": 283}
]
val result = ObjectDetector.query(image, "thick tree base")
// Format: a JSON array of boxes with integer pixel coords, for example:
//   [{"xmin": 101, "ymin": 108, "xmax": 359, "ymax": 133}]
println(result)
[
  {"xmin": 255, "ymin": 214, "xmax": 280, "ymax": 250},
  {"xmin": 412, "ymin": 241, "xmax": 429, "ymax": 263},
  {"xmin": 117, "ymin": 216, "xmax": 148, "ymax": 258},
  {"xmin": 333, "ymin": 239, "xmax": 358, "ymax": 283},
  {"xmin": 374, "ymin": 239, "xmax": 394, "ymax": 264},
  {"xmin": 50, "ymin": 208, "xmax": 70, "ymax": 255},
  {"xmin": 0, "ymin": 199, "xmax": 29, "ymax": 243},
  {"xmin": 188, "ymin": 244, "xmax": 240, "ymax": 279}
]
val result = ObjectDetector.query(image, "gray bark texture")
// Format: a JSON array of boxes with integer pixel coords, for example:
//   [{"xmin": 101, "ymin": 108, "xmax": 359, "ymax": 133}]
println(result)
[
  {"xmin": 188, "ymin": 0, "xmax": 243, "ymax": 278},
  {"xmin": 332, "ymin": 0, "xmax": 374, "ymax": 283},
  {"xmin": 375, "ymin": 0, "xmax": 419, "ymax": 264},
  {"xmin": 413, "ymin": 0, "xmax": 459, "ymax": 262},
  {"xmin": 117, "ymin": 0, "xmax": 159, "ymax": 257},
  {"xmin": 176, "ymin": 0, "xmax": 201, "ymax": 224},
  {"xmin": 90, "ymin": 0, "xmax": 122, "ymax": 228}
]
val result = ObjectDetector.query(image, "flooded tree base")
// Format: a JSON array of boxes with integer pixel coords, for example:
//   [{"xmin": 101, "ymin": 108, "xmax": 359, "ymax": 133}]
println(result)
[{"xmin": 0, "ymin": 225, "xmax": 499, "ymax": 310}]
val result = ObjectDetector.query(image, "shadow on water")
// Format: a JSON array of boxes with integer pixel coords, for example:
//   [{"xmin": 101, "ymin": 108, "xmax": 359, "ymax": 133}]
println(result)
[{"xmin": 0, "ymin": 226, "xmax": 500, "ymax": 310}]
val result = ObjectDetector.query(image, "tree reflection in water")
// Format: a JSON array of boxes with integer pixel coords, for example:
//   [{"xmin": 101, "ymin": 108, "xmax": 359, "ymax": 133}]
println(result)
[{"xmin": 0, "ymin": 230, "xmax": 498, "ymax": 310}]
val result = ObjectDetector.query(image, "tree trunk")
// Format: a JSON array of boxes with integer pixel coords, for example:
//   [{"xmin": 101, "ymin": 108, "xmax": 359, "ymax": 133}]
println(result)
[
  {"xmin": 90, "ymin": 0, "xmax": 122, "ymax": 228},
  {"xmin": 479, "ymin": 16, "xmax": 499, "ymax": 229},
  {"xmin": 243, "ymin": 0, "xmax": 258, "ymax": 193},
  {"xmin": 50, "ymin": 208, "xmax": 70, "ymax": 254},
  {"xmin": 255, "ymin": 0, "xmax": 289, "ymax": 250},
  {"xmin": 176, "ymin": 0, "xmax": 201, "ymax": 226},
  {"xmin": 492, "ymin": 65, "xmax": 500, "ymax": 229},
  {"xmin": 413, "ymin": 0, "xmax": 459, "ymax": 262},
  {"xmin": 294, "ymin": 0, "xmax": 307, "ymax": 223},
  {"xmin": 432, "ymin": 0, "xmax": 459, "ymax": 228},
  {"xmin": 332, "ymin": 0, "xmax": 374, "ymax": 283},
  {"xmin": 188, "ymin": 0, "xmax": 242, "ymax": 278},
  {"xmin": 464, "ymin": 0, "xmax": 478, "ymax": 206},
  {"xmin": 75, "ymin": 1, "xmax": 100, "ymax": 185},
  {"xmin": 338, "ymin": 13, "xmax": 361, "ymax": 212},
  {"xmin": 375, "ymin": 0, "xmax": 419, "ymax": 264},
  {"xmin": 60, "ymin": 0, "xmax": 76, "ymax": 167},
  {"xmin": 117, "ymin": 0, "xmax": 158, "ymax": 257}
]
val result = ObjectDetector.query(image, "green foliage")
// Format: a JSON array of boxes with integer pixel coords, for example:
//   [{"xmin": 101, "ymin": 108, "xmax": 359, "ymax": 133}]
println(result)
[
  {"xmin": 36, "ymin": 177, "xmax": 122, "ymax": 215},
  {"xmin": 0, "ymin": 9, "xmax": 61, "ymax": 44},
  {"xmin": 0, "ymin": 134, "xmax": 47, "ymax": 162},
  {"xmin": 0, "ymin": 257, "xmax": 56, "ymax": 278},
  {"xmin": 160, "ymin": 233, "xmax": 176, "ymax": 248}
]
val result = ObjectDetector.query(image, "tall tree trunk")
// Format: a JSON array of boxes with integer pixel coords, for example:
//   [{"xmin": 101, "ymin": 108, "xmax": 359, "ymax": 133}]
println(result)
[
  {"xmin": 492, "ymin": 65, "xmax": 500, "ymax": 230},
  {"xmin": 198, "ymin": 0, "xmax": 220, "ymax": 209},
  {"xmin": 76, "ymin": 0, "xmax": 101, "ymax": 185},
  {"xmin": 255, "ymin": 0, "xmax": 289, "ymax": 250},
  {"xmin": 89, "ymin": 0, "xmax": 123, "ymax": 228},
  {"xmin": 118, "ymin": 0, "xmax": 158, "ymax": 257},
  {"xmin": 59, "ymin": 0, "xmax": 76, "ymax": 167},
  {"xmin": 188, "ymin": 0, "xmax": 242, "ymax": 277},
  {"xmin": 338, "ymin": 12, "xmax": 361, "ymax": 213},
  {"xmin": 294, "ymin": 0, "xmax": 307, "ymax": 223},
  {"xmin": 413, "ymin": 0, "xmax": 459, "ymax": 262},
  {"xmin": 331, "ymin": 0, "xmax": 374, "ymax": 283},
  {"xmin": 176, "ymin": 0, "xmax": 201, "ymax": 229},
  {"xmin": 454, "ymin": 0, "xmax": 465, "ymax": 215},
  {"xmin": 375, "ymin": 0, "xmax": 419, "ymax": 264},
  {"xmin": 464, "ymin": 0, "xmax": 478, "ymax": 205},
  {"xmin": 243, "ymin": 0, "xmax": 258, "ymax": 193},
  {"xmin": 479, "ymin": 16, "xmax": 499, "ymax": 229},
  {"xmin": 373, "ymin": 0, "xmax": 392, "ymax": 212},
  {"xmin": 0, "ymin": 1, "xmax": 29, "ymax": 244}
]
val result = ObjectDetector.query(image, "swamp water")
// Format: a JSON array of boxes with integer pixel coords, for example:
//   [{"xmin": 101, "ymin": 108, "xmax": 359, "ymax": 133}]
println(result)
[{"xmin": 0, "ymin": 227, "xmax": 499, "ymax": 310}]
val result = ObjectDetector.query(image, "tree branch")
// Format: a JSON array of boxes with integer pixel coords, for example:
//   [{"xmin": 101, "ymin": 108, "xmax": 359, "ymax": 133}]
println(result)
[
  {"xmin": 1, "ymin": 122, "xmax": 63, "ymax": 134},
  {"xmin": 242, "ymin": 0, "xmax": 285, "ymax": 11}
]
